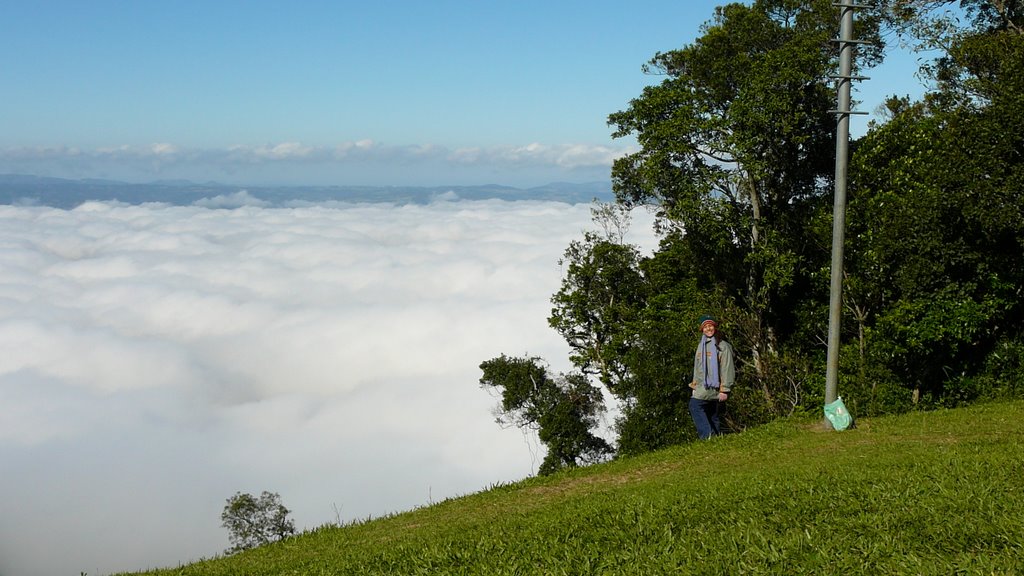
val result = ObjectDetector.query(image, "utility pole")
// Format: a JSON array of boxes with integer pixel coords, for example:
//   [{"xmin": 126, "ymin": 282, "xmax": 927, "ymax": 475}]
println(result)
[{"xmin": 825, "ymin": 1, "xmax": 869, "ymax": 428}]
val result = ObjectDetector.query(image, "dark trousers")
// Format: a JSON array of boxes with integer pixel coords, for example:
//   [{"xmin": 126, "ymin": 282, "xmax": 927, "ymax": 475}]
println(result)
[{"xmin": 689, "ymin": 397, "xmax": 721, "ymax": 439}]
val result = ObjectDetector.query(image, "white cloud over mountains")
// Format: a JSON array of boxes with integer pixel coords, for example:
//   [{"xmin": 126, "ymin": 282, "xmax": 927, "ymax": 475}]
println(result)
[
  {"xmin": 0, "ymin": 197, "xmax": 656, "ymax": 576},
  {"xmin": 0, "ymin": 141, "xmax": 635, "ymax": 187}
]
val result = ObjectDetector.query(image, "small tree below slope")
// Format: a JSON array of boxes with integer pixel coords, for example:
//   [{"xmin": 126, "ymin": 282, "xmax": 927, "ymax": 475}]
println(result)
[{"xmin": 221, "ymin": 491, "xmax": 295, "ymax": 554}]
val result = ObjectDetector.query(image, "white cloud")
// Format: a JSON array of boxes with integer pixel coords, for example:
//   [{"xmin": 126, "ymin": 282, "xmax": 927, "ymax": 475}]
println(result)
[
  {"xmin": 330, "ymin": 138, "xmax": 382, "ymax": 158},
  {"xmin": 554, "ymin": 143, "xmax": 628, "ymax": 168},
  {"xmin": 446, "ymin": 142, "xmax": 630, "ymax": 167},
  {"xmin": 192, "ymin": 189, "xmax": 271, "ymax": 208},
  {"xmin": 0, "ymin": 199, "xmax": 657, "ymax": 576},
  {"xmin": 248, "ymin": 141, "xmax": 316, "ymax": 160},
  {"xmin": 150, "ymin": 142, "xmax": 179, "ymax": 155},
  {"xmin": 0, "ymin": 140, "xmax": 635, "ymax": 186}
]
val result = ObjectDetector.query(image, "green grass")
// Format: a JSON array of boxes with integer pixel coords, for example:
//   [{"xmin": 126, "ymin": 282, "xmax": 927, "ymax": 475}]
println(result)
[{"xmin": 124, "ymin": 401, "xmax": 1024, "ymax": 575}]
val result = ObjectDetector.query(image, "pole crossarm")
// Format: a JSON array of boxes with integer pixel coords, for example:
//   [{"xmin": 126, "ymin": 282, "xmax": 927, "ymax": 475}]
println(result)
[{"xmin": 824, "ymin": 0, "xmax": 871, "ymax": 428}]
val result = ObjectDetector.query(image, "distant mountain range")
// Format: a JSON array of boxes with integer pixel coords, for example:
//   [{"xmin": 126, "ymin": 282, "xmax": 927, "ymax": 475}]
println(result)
[{"xmin": 0, "ymin": 174, "xmax": 615, "ymax": 209}]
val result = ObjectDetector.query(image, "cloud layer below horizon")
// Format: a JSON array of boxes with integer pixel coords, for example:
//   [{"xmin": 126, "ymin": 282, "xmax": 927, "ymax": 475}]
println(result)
[{"xmin": 0, "ymin": 196, "xmax": 656, "ymax": 576}]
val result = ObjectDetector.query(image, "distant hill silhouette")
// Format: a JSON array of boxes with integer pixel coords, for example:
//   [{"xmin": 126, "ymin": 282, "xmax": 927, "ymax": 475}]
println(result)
[{"xmin": 0, "ymin": 174, "xmax": 614, "ymax": 208}]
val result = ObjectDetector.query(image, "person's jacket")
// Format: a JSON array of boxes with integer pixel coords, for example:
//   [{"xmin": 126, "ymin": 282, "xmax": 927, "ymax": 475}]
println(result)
[{"xmin": 689, "ymin": 338, "xmax": 735, "ymax": 401}]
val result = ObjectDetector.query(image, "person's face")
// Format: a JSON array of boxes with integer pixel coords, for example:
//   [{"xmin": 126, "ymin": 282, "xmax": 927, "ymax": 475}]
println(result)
[{"xmin": 702, "ymin": 322, "xmax": 716, "ymax": 338}]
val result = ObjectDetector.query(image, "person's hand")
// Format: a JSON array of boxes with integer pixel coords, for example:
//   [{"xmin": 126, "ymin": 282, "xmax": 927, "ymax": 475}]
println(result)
[{"xmin": 718, "ymin": 391, "xmax": 729, "ymax": 402}]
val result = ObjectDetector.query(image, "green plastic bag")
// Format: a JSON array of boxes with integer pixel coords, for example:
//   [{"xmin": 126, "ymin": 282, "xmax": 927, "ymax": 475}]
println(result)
[{"xmin": 824, "ymin": 396, "xmax": 853, "ymax": 431}]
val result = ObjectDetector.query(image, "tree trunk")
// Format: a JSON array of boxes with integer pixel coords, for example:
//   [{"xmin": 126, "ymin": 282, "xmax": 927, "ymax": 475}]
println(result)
[{"xmin": 745, "ymin": 173, "xmax": 778, "ymax": 414}]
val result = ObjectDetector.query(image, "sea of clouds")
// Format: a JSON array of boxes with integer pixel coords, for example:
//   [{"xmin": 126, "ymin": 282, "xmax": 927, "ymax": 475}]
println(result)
[{"xmin": 0, "ymin": 193, "xmax": 657, "ymax": 576}]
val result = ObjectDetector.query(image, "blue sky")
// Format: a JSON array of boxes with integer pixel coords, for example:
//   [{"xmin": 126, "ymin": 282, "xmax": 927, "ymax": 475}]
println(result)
[{"xmin": 1, "ymin": 1, "xmax": 930, "ymax": 187}]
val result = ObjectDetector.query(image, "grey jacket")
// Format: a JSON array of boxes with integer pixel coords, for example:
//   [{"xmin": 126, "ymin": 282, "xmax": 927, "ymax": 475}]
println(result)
[{"xmin": 689, "ymin": 338, "xmax": 735, "ymax": 401}]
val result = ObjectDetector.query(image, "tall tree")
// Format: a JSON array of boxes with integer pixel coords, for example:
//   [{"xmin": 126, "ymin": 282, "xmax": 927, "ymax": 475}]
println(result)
[
  {"xmin": 549, "ymin": 228, "xmax": 647, "ymax": 394},
  {"xmin": 606, "ymin": 0, "xmax": 883, "ymax": 409},
  {"xmin": 550, "ymin": 227, "xmax": 711, "ymax": 453}
]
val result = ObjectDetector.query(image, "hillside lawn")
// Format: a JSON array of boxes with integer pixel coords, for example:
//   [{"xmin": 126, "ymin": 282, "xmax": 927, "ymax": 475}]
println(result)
[{"xmin": 124, "ymin": 400, "xmax": 1024, "ymax": 575}]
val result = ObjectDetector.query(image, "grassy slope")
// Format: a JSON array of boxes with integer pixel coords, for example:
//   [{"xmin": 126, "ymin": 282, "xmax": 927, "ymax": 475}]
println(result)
[{"xmin": 127, "ymin": 401, "xmax": 1024, "ymax": 575}]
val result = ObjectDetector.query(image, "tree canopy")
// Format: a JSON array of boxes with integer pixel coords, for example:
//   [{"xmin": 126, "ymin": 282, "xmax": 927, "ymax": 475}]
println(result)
[
  {"xmin": 480, "ymin": 0, "xmax": 1024, "ymax": 466},
  {"xmin": 479, "ymin": 355, "xmax": 612, "ymax": 475},
  {"xmin": 221, "ymin": 491, "xmax": 296, "ymax": 554}
]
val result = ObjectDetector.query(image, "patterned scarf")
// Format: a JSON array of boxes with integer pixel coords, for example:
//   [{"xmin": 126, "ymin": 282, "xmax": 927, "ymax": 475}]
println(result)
[{"xmin": 698, "ymin": 334, "xmax": 720, "ymax": 390}]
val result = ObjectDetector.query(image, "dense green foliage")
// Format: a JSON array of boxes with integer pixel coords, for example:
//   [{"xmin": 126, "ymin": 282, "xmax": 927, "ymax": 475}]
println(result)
[
  {"xmin": 548, "ymin": 0, "xmax": 872, "ymax": 453},
  {"xmin": 479, "ymin": 355, "xmax": 612, "ymax": 475},
  {"xmin": 846, "ymin": 0, "xmax": 1024, "ymax": 408},
  {"xmin": 508, "ymin": 0, "xmax": 1024, "ymax": 459},
  {"xmin": 124, "ymin": 401, "xmax": 1024, "ymax": 575},
  {"xmin": 220, "ymin": 492, "xmax": 296, "ymax": 554}
]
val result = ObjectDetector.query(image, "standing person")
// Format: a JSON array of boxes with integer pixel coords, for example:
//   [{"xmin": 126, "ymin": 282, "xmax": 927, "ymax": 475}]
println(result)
[{"xmin": 688, "ymin": 315, "xmax": 735, "ymax": 439}]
